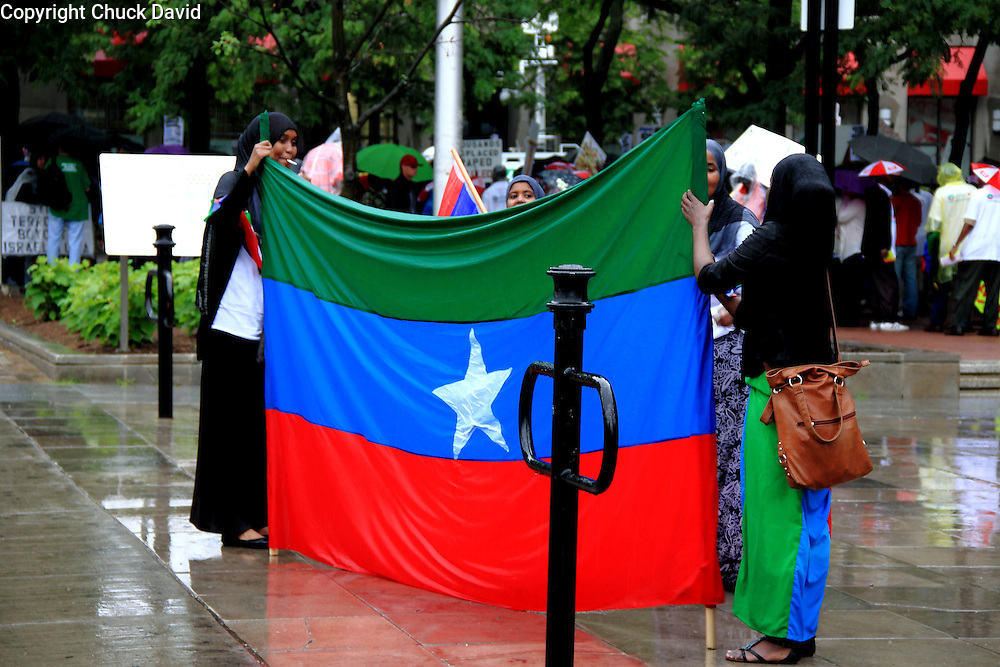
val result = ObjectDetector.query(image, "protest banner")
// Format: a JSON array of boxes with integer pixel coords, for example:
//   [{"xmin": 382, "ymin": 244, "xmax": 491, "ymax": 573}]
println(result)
[{"xmin": 1, "ymin": 202, "xmax": 94, "ymax": 258}]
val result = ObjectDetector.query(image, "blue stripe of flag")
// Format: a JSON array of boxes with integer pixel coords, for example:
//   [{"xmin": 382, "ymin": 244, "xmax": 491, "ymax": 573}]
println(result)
[{"xmin": 263, "ymin": 278, "xmax": 713, "ymax": 462}]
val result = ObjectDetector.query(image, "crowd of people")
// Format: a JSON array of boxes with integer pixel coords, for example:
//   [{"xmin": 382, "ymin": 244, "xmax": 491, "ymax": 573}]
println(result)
[{"xmin": 829, "ymin": 161, "xmax": 1000, "ymax": 337}]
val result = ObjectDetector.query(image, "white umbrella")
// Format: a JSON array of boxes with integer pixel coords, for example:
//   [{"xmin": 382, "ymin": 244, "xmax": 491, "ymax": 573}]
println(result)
[{"xmin": 724, "ymin": 125, "xmax": 805, "ymax": 186}]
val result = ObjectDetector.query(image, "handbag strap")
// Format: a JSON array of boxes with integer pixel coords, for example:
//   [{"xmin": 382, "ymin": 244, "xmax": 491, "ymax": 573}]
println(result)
[
  {"xmin": 824, "ymin": 269, "xmax": 841, "ymax": 362},
  {"xmin": 788, "ymin": 379, "xmax": 846, "ymax": 443}
]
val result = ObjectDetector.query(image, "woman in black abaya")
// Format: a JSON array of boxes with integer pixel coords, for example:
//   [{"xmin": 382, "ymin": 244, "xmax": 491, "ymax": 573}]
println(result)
[{"xmin": 190, "ymin": 112, "xmax": 298, "ymax": 548}]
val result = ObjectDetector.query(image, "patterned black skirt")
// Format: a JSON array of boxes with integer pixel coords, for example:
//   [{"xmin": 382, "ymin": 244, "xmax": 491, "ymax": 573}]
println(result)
[{"xmin": 713, "ymin": 329, "xmax": 747, "ymax": 591}]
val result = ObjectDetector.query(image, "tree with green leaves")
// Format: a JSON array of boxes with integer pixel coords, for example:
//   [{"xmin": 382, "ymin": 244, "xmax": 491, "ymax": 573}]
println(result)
[
  {"xmin": 98, "ymin": 6, "xmax": 223, "ymax": 153},
  {"xmin": 669, "ymin": 0, "xmax": 803, "ymax": 134},
  {"xmin": 543, "ymin": 0, "xmax": 676, "ymax": 146},
  {"xmin": 206, "ymin": 0, "xmax": 539, "ymax": 197}
]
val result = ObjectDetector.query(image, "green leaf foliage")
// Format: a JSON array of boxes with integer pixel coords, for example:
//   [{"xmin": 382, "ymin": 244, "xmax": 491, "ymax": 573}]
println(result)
[
  {"xmin": 172, "ymin": 259, "xmax": 201, "ymax": 335},
  {"xmin": 26, "ymin": 257, "xmax": 201, "ymax": 348},
  {"xmin": 53, "ymin": 261, "xmax": 153, "ymax": 348},
  {"xmin": 545, "ymin": 2, "xmax": 673, "ymax": 143},
  {"xmin": 25, "ymin": 257, "xmax": 87, "ymax": 321}
]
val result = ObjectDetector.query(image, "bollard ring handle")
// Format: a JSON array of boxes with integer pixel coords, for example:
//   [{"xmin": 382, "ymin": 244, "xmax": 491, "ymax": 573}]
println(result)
[
  {"xmin": 518, "ymin": 361, "xmax": 554, "ymax": 477},
  {"xmin": 518, "ymin": 362, "xmax": 619, "ymax": 495}
]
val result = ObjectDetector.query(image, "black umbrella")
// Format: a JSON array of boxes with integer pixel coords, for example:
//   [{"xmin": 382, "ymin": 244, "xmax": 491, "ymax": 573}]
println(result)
[
  {"xmin": 16, "ymin": 112, "xmax": 86, "ymax": 151},
  {"xmin": 50, "ymin": 124, "xmax": 142, "ymax": 155},
  {"xmin": 847, "ymin": 135, "xmax": 938, "ymax": 185},
  {"xmin": 17, "ymin": 112, "xmax": 142, "ymax": 155}
]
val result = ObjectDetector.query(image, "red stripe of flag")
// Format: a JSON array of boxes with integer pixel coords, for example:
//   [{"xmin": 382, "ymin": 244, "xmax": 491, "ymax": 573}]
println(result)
[{"xmin": 266, "ymin": 409, "xmax": 723, "ymax": 611}]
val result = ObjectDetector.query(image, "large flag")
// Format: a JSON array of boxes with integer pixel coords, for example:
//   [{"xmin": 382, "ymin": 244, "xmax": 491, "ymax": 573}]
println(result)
[
  {"xmin": 438, "ymin": 151, "xmax": 485, "ymax": 216},
  {"xmin": 257, "ymin": 101, "xmax": 723, "ymax": 611}
]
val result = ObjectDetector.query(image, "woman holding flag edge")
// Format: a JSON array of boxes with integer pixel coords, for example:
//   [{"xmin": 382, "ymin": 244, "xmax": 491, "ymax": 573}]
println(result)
[{"xmin": 190, "ymin": 111, "xmax": 299, "ymax": 549}]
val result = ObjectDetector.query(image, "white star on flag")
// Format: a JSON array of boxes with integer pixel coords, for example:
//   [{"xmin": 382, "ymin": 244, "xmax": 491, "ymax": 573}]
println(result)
[{"xmin": 432, "ymin": 328, "xmax": 512, "ymax": 459}]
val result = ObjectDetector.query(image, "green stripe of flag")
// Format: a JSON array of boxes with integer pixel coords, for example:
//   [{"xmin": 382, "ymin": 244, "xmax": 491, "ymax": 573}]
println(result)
[{"xmin": 259, "ymin": 101, "xmax": 707, "ymax": 323}]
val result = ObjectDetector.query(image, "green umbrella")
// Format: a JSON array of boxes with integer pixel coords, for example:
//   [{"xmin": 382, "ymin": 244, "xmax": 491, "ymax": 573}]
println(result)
[{"xmin": 357, "ymin": 143, "xmax": 433, "ymax": 181}]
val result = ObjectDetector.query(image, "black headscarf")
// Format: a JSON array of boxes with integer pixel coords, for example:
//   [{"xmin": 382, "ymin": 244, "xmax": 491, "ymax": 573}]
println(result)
[
  {"xmin": 706, "ymin": 139, "xmax": 758, "ymax": 255},
  {"xmin": 764, "ymin": 154, "xmax": 836, "ymax": 255},
  {"xmin": 214, "ymin": 111, "xmax": 297, "ymax": 230}
]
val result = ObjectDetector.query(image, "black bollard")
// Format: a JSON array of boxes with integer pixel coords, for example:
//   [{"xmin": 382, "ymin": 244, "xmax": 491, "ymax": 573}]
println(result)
[
  {"xmin": 519, "ymin": 264, "xmax": 619, "ymax": 667},
  {"xmin": 546, "ymin": 264, "xmax": 591, "ymax": 665},
  {"xmin": 145, "ymin": 225, "xmax": 175, "ymax": 418}
]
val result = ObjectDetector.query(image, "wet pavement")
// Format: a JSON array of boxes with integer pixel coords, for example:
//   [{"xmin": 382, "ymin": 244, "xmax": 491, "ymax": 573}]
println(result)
[{"xmin": 1, "ymin": 345, "xmax": 999, "ymax": 666}]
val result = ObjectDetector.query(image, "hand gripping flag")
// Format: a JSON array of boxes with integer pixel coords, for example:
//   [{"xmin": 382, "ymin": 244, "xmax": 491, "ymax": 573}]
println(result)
[
  {"xmin": 255, "ymin": 101, "xmax": 723, "ymax": 611},
  {"xmin": 438, "ymin": 149, "xmax": 486, "ymax": 216}
]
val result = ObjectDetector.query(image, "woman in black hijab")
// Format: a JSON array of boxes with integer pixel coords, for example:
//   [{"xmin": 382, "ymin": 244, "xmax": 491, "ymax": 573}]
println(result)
[
  {"xmin": 697, "ymin": 139, "xmax": 759, "ymax": 592},
  {"xmin": 683, "ymin": 154, "xmax": 837, "ymax": 664},
  {"xmin": 190, "ymin": 112, "xmax": 298, "ymax": 549}
]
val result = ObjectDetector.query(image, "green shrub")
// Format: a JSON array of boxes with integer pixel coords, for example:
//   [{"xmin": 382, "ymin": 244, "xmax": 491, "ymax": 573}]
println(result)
[
  {"xmin": 24, "ymin": 257, "xmax": 201, "ymax": 347},
  {"xmin": 172, "ymin": 258, "xmax": 201, "ymax": 335},
  {"xmin": 59, "ymin": 260, "xmax": 156, "ymax": 347},
  {"xmin": 25, "ymin": 257, "xmax": 86, "ymax": 321}
]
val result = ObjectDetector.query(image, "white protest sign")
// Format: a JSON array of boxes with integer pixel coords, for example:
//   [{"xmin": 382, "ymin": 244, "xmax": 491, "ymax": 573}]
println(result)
[
  {"xmin": 461, "ymin": 139, "xmax": 504, "ymax": 180},
  {"xmin": 1, "ymin": 202, "xmax": 94, "ymax": 258},
  {"xmin": 725, "ymin": 125, "xmax": 805, "ymax": 186},
  {"xmin": 100, "ymin": 154, "xmax": 236, "ymax": 257}
]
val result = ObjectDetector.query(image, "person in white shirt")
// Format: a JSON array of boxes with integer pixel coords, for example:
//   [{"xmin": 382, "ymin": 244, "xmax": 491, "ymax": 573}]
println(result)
[
  {"xmin": 946, "ymin": 176, "xmax": 1000, "ymax": 336},
  {"xmin": 481, "ymin": 164, "xmax": 509, "ymax": 213}
]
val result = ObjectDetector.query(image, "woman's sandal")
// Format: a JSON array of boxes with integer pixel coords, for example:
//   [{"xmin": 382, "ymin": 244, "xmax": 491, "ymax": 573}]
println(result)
[{"xmin": 725, "ymin": 637, "xmax": 801, "ymax": 664}]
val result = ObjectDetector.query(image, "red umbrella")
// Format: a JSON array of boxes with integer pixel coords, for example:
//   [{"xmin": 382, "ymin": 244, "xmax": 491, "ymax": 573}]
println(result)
[
  {"xmin": 970, "ymin": 163, "xmax": 1000, "ymax": 188},
  {"xmin": 858, "ymin": 160, "xmax": 905, "ymax": 177}
]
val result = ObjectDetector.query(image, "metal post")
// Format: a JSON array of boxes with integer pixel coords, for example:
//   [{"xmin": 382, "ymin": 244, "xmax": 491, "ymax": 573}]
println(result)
[
  {"xmin": 821, "ymin": 0, "xmax": 840, "ymax": 181},
  {"xmin": 804, "ymin": 0, "xmax": 822, "ymax": 156},
  {"xmin": 119, "ymin": 257, "xmax": 129, "ymax": 352},
  {"xmin": 545, "ymin": 264, "xmax": 594, "ymax": 666},
  {"xmin": 519, "ymin": 263, "xmax": 618, "ymax": 666},
  {"xmin": 152, "ymin": 225, "xmax": 175, "ymax": 418}
]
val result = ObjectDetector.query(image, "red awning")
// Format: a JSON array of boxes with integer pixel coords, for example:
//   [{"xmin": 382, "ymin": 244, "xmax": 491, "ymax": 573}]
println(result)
[{"xmin": 909, "ymin": 46, "xmax": 987, "ymax": 96}]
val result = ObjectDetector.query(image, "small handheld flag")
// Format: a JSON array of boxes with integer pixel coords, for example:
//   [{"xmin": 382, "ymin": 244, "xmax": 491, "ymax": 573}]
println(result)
[
  {"xmin": 258, "ymin": 111, "xmax": 270, "ymax": 143},
  {"xmin": 439, "ymin": 149, "xmax": 487, "ymax": 216}
]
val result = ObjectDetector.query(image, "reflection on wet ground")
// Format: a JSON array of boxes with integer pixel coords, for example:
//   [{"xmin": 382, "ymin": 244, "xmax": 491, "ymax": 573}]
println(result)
[{"xmin": 1, "ymin": 346, "xmax": 998, "ymax": 665}]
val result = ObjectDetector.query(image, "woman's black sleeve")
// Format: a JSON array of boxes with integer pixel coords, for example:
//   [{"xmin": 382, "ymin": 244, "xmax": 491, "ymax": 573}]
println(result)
[{"xmin": 209, "ymin": 170, "xmax": 253, "ymax": 227}]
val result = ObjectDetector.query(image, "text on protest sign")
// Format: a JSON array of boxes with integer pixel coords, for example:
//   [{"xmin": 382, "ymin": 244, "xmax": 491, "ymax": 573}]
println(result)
[
  {"xmin": 1, "ymin": 202, "xmax": 94, "ymax": 258},
  {"xmin": 461, "ymin": 139, "xmax": 504, "ymax": 180}
]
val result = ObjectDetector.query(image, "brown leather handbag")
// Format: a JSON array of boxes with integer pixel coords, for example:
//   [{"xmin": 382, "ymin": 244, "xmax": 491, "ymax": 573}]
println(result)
[{"xmin": 759, "ymin": 273, "xmax": 874, "ymax": 491}]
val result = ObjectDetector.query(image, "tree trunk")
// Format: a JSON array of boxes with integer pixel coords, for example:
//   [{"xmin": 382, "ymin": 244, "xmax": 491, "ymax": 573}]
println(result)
[
  {"xmin": 866, "ymin": 86, "xmax": 881, "ymax": 136},
  {"xmin": 582, "ymin": 0, "xmax": 624, "ymax": 145},
  {"xmin": 948, "ymin": 36, "xmax": 992, "ymax": 165},
  {"xmin": 763, "ymin": 0, "xmax": 794, "ymax": 131},
  {"xmin": 332, "ymin": 0, "xmax": 361, "ymax": 200},
  {"xmin": 183, "ymin": 55, "xmax": 212, "ymax": 153}
]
